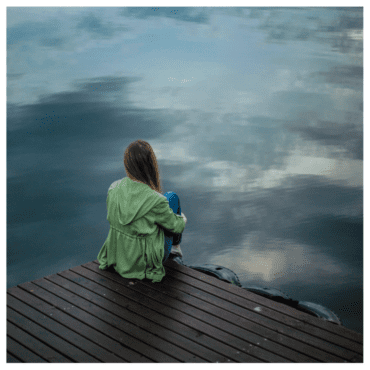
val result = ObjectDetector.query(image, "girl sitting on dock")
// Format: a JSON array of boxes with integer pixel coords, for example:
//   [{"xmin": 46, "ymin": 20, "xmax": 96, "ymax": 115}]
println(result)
[{"xmin": 97, "ymin": 140, "xmax": 187, "ymax": 283}]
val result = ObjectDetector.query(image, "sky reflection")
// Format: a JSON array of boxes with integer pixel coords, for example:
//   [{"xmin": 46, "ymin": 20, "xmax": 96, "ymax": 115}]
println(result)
[{"xmin": 6, "ymin": 6, "xmax": 363, "ymax": 333}]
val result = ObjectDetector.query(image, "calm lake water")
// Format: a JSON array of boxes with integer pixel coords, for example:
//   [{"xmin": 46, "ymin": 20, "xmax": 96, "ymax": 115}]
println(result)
[{"xmin": 7, "ymin": 7, "xmax": 363, "ymax": 334}]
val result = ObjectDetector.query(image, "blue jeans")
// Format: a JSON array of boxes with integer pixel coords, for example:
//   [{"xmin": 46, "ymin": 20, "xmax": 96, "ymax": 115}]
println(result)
[{"xmin": 163, "ymin": 191, "xmax": 182, "ymax": 262}]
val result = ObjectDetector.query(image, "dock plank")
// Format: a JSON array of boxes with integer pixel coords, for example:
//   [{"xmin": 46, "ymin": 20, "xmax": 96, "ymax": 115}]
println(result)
[
  {"xmin": 7, "ymin": 305, "xmax": 98, "ymax": 363},
  {"xmin": 7, "ymin": 286, "xmax": 127, "ymax": 362},
  {"xmin": 7, "ymin": 259, "xmax": 363, "ymax": 363},
  {"xmin": 55, "ymin": 268, "xmax": 229, "ymax": 363},
  {"xmin": 7, "ymin": 336, "xmax": 46, "ymax": 363},
  {"xmin": 77, "ymin": 262, "xmax": 261, "ymax": 362},
  {"xmin": 165, "ymin": 260, "xmax": 362, "ymax": 344},
  {"xmin": 7, "ymin": 352, "xmax": 22, "ymax": 363},
  {"xmin": 17, "ymin": 280, "xmax": 166, "ymax": 363},
  {"xmin": 162, "ymin": 262, "xmax": 360, "ymax": 361},
  {"xmin": 141, "ymin": 272, "xmax": 325, "ymax": 362},
  {"xmin": 7, "ymin": 294, "xmax": 108, "ymax": 362},
  {"xmin": 42, "ymin": 272, "xmax": 206, "ymax": 363},
  {"xmin": 7, "ymin": 320, "xmax": 72, "ymax": 362},
  {"xmin": 154, "ymin": 272, "xmax": 332, "ymax": 362},
  {"xmin": 83, "ymin": 261, "xmax": 276, "ymax": 362},
  {"xmin": 84, "ymin": 261, "xmax": 294, "ymax": 363}
]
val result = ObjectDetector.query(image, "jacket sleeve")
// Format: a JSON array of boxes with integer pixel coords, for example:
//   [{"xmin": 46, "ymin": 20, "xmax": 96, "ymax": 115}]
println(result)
[{"xmin": 151, "ymin": 197, "xmax": 186, "ymax": 235}]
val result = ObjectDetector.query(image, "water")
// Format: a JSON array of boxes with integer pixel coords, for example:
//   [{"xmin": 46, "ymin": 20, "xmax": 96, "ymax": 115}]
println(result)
[{"xmin": 7, "ymin": 7, "xmax": 363, "ymax": 334}]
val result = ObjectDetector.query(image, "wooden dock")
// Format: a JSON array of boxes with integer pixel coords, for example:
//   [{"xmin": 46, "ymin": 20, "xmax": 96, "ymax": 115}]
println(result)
[{"xmin": 7, "ymin": 259, "xmax": 363, "ymax": 363}]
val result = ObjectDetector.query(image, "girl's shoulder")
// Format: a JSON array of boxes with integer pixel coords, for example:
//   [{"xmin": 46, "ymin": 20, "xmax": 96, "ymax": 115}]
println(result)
[
  {"xmin": 108, "ymin": 177, "xmax": 126, "ymax": 192},
  {"xmin": 154, "ymin": 190, "xmax": 166, "ymax": 199}
]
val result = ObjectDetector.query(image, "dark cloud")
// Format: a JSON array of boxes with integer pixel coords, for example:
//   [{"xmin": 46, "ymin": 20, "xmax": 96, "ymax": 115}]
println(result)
[
  {"xmin": 283, "ymin": 213, "xmax": 363, "ymax": 269},
  {"xmin": 322, "ymin": 11, "xmax": 363, "ymax": 32},
  {"xmin": 310, "ymin": 65, "xmax": 363, "ymax": 91},
  {"xmin": 39, "ymin": 37, "xmax": 65, "ymax": 48},
  {"xmin": 7, "ymin": 20, "xmax": 65, "ymax": 49},
  {"xmin": 7, "ymin": 169, "xmax": 103, "ymax": 227},
  {"xmin": 265, "ymin": 89, "xmax": 363, "ymax": 159},
  {"xmin": 283, "ymin": 175, "xmax": 362, "ymax": 216},
  {"xmin": 7, "ymin": 12, "xmax": 130, "ymax": 50},
  {"xmin": 321, "ymin": 33, "xmax": 363, "ymax": 55},
  {"xmin": 7, "ymin": 75, "xmax": 190, "ymax": 169},
  {"xmin": 244, "ymin": 175, "xmax": 362, "ymax": 265},
  {"xmin": 6, "ymin": 165, "xmax": 109, "ymax": 270},
  {"xmin": 286, "ymin": 117, "xmax": 363, "ymax": 160},
  {"xmin": 321, "ymin": 8, "xmax": 364, "ymax": 53},
  {"xmin": 7, "ymin": 76, "xmax": 175, "ymax": 154},
  {"xmin": 7, "ymin": 73, "xmax": 24, "ymax": 80},
  {"xmin": 120, "ymin": 7, "xmax": 210, "ymax": 24},
  {"xmin": 76, "ymin": 12, "xmax": 130, "ymax": 39},
  {"xmin": 246, "ymin": 7, "xmax": 363, "ymax": 54},
  {"xmin": 251, "ymin": 8, "xmax": 319, "ymax": 43}
]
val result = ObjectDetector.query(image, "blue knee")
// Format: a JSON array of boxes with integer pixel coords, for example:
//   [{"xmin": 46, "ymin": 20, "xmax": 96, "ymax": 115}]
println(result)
[
  {"xmin": 164, "ymin": 191, "xmax": 181, "ymax": 215},
  {"xmin": 163, "ymin": 191, "xmax": 182, "ymax": 246}
]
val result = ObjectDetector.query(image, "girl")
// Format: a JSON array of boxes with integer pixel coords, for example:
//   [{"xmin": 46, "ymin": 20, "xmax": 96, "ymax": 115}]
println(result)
[{"xmin": 97, "ymin": 140, "xmax": 187, "ymax": 283}]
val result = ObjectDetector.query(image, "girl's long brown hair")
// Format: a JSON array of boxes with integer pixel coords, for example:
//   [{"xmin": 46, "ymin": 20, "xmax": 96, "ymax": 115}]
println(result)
[{"xmin": 123, "ymin": 140, "xmax": 162, "ymax": 194}]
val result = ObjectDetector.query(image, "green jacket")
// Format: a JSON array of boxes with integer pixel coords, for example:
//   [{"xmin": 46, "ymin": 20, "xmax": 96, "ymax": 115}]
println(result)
[{"xmin": 97, "ymin": 177, "xmax": 186, "ymax": 282}]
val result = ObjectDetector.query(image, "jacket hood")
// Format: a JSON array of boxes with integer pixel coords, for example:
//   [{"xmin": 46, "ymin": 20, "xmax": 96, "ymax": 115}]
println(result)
[{"xmin": 107, "ymin": 177, "xmax": 164, "ymax": 226}]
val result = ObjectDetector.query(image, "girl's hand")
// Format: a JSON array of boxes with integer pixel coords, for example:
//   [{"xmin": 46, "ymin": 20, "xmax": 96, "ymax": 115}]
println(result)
[{"xmin": 181, "ymin": 212, "xmax": 187, "ymax": 224}]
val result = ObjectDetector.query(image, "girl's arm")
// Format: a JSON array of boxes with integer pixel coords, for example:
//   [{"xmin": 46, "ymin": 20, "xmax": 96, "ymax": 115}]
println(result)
[{"xmin": 151, "ymin": 199, "xmax": 186, "ymax": 235}]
